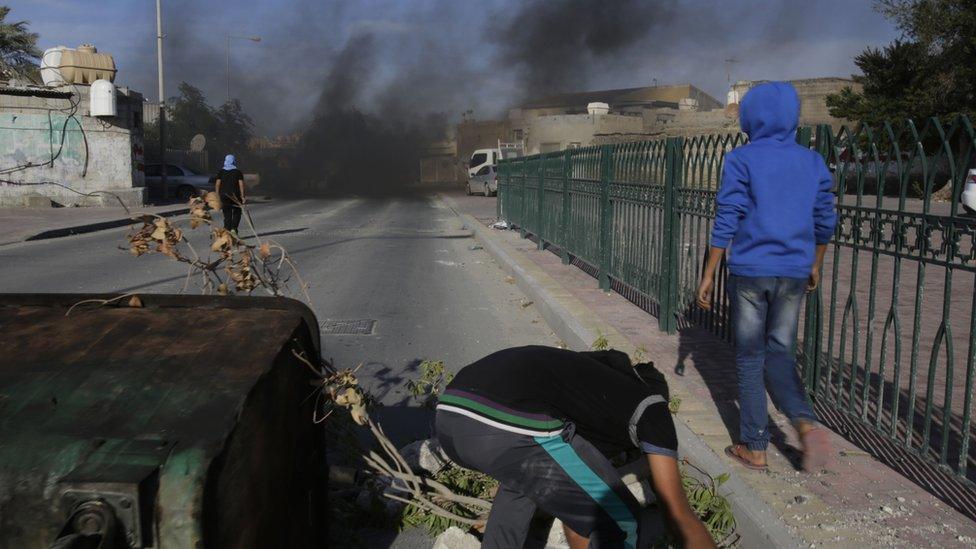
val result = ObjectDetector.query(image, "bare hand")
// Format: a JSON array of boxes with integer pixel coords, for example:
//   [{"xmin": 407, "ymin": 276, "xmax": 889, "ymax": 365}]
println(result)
[
  {"xmin": 696, "ymin": 276, "xmax": 714, "ymax": 310},
  {"xmin": 806, "ymin": 269, "xmax": 821, "ymax": 293}
]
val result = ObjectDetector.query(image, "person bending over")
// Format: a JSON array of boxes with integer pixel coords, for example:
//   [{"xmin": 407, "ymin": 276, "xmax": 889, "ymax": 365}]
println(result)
[{"xmin": 435, "ymin": 345, "xmax": 715, "ymax": 549}]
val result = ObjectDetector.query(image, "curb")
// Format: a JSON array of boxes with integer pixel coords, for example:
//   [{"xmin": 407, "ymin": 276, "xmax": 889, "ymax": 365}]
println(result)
[
  {"xmin": 454, "ymin": 206, "xmax": 801, "ymax": 548},
  {"xmin": 24, "ymin": 207, "xmax": 190, "ymax": 242}
]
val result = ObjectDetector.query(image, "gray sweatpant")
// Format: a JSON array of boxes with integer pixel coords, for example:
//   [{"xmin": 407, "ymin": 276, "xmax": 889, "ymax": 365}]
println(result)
[{"xmin": 435, "ymin": 410, "xmax": 644, "ymax": 549}]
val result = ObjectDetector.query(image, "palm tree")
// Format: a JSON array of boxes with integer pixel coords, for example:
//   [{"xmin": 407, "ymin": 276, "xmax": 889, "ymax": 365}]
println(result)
[{"xmin": 0, "ymin": 6, "xmax": 39, "ymax": 80}]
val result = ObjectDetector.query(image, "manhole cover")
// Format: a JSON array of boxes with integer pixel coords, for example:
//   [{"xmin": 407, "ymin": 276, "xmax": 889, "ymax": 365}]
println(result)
[{"xmin": 320, "ymin": 319, "xmax": 376, "ymax": 335}]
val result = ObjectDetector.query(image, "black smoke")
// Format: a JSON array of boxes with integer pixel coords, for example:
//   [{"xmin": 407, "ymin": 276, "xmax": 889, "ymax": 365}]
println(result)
[
  {"xmin": 149, "ymin": 0, "xmax": 884, "ymax": 196},
  {"xmin": 494, "ymin": 0, "xmax": 671, "ymax": 97}
]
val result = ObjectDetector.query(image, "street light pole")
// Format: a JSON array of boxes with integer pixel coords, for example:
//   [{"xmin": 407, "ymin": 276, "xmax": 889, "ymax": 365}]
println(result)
[
  {"xmin": 156, "ymin": 0, "xmax": 167, "ymax": 199},
  {"xmin": 226, "ymin": 35, "xmax": 261, "ymax": 103}
]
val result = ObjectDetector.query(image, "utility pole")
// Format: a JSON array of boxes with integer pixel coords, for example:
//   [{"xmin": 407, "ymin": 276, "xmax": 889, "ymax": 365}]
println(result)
[
  {"xmin": 156, "ymin": 0, "xmax": 167, "ymax": 199},
  {"xmin": 724, "ymin": 58, "xmax": 739, "ymax": 84}
]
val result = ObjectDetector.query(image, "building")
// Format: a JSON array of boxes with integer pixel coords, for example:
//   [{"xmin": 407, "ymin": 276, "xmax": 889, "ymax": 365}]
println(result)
[
  {"xmin": 419, "ymin": 139, "xmax": 459, "ymax": 185},
  {"xmin": 503, "ymin": 83, "xmax": 725, "ymax": 155},
  {"xmin": 514, "ymin": 84, "xmax": 723, "ymax": 118},
  {"xmin": 0, "ymin": 84, "xmax": 145, "ymax": 207},
  {"xmin": 727, "ymin": 77, "xmax": 860, "ymax": 129}
]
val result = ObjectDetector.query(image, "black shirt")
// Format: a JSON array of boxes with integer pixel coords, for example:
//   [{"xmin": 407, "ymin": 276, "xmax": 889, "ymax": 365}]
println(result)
[
  {"xmin": 445, "ymin": 345, "xmax": 677, "ymax": 458},
  {"xmin": 216, "ymin": 168, "xmax": 244, "ymax": 202}
]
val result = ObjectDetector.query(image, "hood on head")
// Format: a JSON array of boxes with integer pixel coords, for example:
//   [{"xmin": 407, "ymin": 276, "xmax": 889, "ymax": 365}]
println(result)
[
  {"xmin": 223, "ymin": 154, "xmax": 237, "ymax": 170},
  {"xmin": 739, "ymin": 81, "xmax": 799, "ymax": 142}
]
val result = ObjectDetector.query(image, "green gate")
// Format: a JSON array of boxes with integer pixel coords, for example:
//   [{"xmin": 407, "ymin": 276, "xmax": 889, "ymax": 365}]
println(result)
[{"xmin": 497, "ymin": 116, "xmax": 976, "ymax": 483}]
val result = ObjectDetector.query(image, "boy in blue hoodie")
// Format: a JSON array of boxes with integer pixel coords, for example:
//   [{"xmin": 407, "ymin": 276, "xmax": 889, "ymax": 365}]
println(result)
[{"xmin": 696, "ymin": 82, "xmax": 837, "ymax": 472}]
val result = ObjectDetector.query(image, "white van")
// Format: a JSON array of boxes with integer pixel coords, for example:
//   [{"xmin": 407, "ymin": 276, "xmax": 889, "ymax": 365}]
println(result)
[{"xmin": 468, "ymin": 148, "xmax": 500, "ymax": 178}]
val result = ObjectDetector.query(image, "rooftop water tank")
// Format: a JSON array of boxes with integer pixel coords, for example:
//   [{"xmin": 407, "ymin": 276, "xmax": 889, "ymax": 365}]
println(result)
[
  {"xmin": 89, "ymin": 79, "xmax": 116, "ymax": 117},
  {"xmin": 587, "ymin": 102, "xmax": 610, "ymax": 115},
  {"xmin": 39, "ymin": 44, "xmax": 117, "ymax": 86}
]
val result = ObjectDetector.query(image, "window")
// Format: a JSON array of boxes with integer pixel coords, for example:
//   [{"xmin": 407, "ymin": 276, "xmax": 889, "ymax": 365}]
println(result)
[
  {"xmin": 470, "ymin": 153, "xmax": 487, "ymax": 168},
  {"xmin": 513, "ymin": 129, "xmax": 524, "ymax": 141},
  {"xmin": 476, "ymin": 166, "xmax": 490, "ymax": 176},
  {"xmin": 165, "ymin": 165, "xmax": 183, "ymax": 176}
]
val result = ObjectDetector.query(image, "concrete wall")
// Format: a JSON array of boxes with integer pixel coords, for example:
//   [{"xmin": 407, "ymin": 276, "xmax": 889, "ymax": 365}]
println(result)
[
  {"xmin": 0, "ymin": 86, "xmax": 145, "ymax": 207},
  {"xmin": 519, "ymin": 114, "xmax": 643, "ymax": 155},
  {"xmin": 729, "ymin": 78, "xmax": 861, "ymax": 130}
]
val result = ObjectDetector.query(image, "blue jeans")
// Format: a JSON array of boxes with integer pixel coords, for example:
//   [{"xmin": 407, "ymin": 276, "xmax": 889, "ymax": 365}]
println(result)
[{"xmin": 730, "ymin": 276, "xmax": 817, "ymax": 451}]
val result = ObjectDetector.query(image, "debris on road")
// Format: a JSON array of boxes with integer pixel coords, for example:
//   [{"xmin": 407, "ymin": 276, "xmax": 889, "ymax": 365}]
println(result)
[
  {"xmin": 468, "ymin": 245, "xmax": 483, "ymax": 251},
  {"xmin": 432, "ymin": 526, "xmax": 480, "ymax": 549},
  {"xmin": 490, "ymin": 220, "xmax": 513, "ymax": 230}
]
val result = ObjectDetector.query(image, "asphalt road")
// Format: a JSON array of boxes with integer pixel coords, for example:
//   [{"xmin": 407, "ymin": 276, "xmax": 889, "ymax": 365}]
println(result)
[{"xmin": 0, "ymin": 194, "xmax": 560, "ymax": 547}]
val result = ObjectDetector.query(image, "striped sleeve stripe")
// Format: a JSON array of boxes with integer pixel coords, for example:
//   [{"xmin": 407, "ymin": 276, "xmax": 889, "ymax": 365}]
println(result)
[
  {"xmin": 438, "ymin": 394, "xmax": 564, "ymax": 430},
  {"xmin": 436, "ymin": 405, "xmax": 565, "ymax": 437}
]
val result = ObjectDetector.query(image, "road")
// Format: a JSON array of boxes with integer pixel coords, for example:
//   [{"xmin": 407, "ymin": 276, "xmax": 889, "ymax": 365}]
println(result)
[{"xmin": 0, "ymin": 193, "xmax": 559, "ymax": 547}]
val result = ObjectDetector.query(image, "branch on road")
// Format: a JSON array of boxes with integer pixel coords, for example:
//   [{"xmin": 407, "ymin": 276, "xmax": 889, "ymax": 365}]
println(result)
[{"xmin": 121, "ymin": 193, "xmax": 309, "ymax": 300}]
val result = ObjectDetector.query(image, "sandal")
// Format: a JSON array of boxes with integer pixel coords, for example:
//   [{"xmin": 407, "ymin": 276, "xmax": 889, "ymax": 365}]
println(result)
[{"xmin": 725, "ymin": 444, "xmax": 768, "ymax": 471}]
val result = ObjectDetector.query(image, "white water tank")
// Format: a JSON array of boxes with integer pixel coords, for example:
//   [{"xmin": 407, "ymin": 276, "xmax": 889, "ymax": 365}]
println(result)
[
  {"xmin": 40, "ymin": 46, "xmax": 68, "ymax": 86},
  {"xmin": 90, "ymin": 79, "xmax": 116, "ymax": 117},
  {"xmin": 587, "ymin": 102, "xmax": 610, "ymax": 115},
  {"xmin": 39, "ymin": 44, "xmax": 117, "ymax": 86}
]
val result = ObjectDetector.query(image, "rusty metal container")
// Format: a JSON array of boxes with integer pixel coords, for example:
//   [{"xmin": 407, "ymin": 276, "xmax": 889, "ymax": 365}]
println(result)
[{"xmin": 0, "ymin": 294, "xmax": 326, "ymax": 548}]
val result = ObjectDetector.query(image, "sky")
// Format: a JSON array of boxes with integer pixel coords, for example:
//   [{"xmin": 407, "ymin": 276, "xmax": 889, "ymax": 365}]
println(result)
[{"xmin": 7, "ymin": 1, "xmax": 902, "ymax": 136}]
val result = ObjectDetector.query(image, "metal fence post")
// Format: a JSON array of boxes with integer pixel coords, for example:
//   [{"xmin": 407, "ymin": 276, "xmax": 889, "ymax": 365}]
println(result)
[
  {"xmin": 801, "ymin": 124, "xmax": 833, "ymax": 397},
  {"xmin": 659, "ymin": 137, "xmax": 682, "ymax": 334},
  {"xmin": 538, "ymin": 155, "xmax": 546, "ymax": 250},
  {"xmin": 519, "ymin": 157, "xmax": 528, "ymax": 239},
  {"xmin": 496, "ymin": 161, "xmax": 503, "ymax": 220},
  {"xmin": 598, "ymin": 146, "xmax": 613, "ymax": 290},
  {"xmin": 561, "ymin": 149, "xmax": 572, "ymax": 265}
]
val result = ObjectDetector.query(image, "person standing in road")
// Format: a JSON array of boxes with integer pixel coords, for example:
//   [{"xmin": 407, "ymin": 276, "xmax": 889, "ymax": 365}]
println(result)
[
  {"xmin": 695, "ymin": 81, "xmax": 837, "ymax": 473},
  {"xmin": 215, "ymin": 154, "xmax": 246, "ymax": 235}
]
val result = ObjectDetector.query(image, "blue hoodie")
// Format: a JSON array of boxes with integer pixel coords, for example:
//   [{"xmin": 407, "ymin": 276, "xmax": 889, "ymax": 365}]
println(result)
[{"xmin": 710, "ymin": 82, "xmax": 837, "ymax": 279}]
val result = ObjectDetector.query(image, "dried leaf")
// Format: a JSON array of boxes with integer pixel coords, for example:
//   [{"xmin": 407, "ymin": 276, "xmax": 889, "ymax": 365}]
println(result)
[
  {"xmin": 127, "ymin": 295, "xmax": 143, "ymax": 308},
  {"xmin": 204, "ymin": 192, "xmax": 222, "ymax": 210},
  {"xmin": 158, "ymin": 241, "xmax": 177, "ymax": 259},
  {"xmin": 190, "ymin": 217, "xmax": 203, "ymax": 229},
  {"xmin": 349, "ymin": 403, "xmax": 368, "ymax": 425},
  {"xmin": 150, "ymin": 226, "xmax": 168, "ymax": 241},
  {"xmin": 211, "ymin": 230, "xmax": 232, "ymax": 252},
  {"xmin": 258, "ymin": 242, "xmax": 271, "ymax": 259},
  {"xmin": 217, "ymin": 283, "xmax": 229, "ymax": 295}
]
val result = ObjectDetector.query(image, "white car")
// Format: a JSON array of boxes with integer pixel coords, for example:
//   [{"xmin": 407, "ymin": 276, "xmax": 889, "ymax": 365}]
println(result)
[
  {"xmin": 467, "ymin": 164, "xmax": 497, "ymax": 196},
  {"xmin": 963, "ymin": 169, "xmax": 976, "ymax": 214},
  {"xmin": 145, "ymin": 164, "xmax": 216, "ymax": 200}
]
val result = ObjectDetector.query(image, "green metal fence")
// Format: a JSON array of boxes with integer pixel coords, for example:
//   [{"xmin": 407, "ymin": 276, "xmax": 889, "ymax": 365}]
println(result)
[{"xmin": 497, "ymin": 116, "xmax": 976, "ymax": 483}]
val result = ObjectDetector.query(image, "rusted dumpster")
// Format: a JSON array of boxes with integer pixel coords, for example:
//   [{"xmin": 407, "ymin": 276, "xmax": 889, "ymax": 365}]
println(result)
[{"xmin": 0, "ymin": 294, "xmax": 326, "ymax": 548}]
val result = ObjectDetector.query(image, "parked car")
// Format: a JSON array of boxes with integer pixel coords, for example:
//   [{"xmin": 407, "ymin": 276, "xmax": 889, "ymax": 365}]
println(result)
[
  {"xmin": 467, "ymin": 164, "xmax": 497, "ymax": 196},
  {"xmin": 144, "ymin": 164, "xmax": 216, "ymax": 200}
]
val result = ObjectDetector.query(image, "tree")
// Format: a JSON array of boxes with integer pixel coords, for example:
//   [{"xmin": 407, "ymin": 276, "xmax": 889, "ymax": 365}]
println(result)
[
  {"xmin": 0, "ymin": 6, "xmax": 40, "ymax": 80},
  {"xmin": 826, "ymin": 0, "xmax": 976, "ymax": 124},
  {"xmin": 144, "ymin": 82, "xmax": 254, "ymax": 170}
]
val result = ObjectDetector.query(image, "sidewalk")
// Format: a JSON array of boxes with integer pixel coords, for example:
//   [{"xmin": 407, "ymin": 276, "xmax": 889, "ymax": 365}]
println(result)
[
  {"xmin": 443, "ymin": 191, "xmax": 976, "ymax": 548},
  {"xmin": 0, "ymin": 203, "xmax": 190, "ymax": 246}
]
